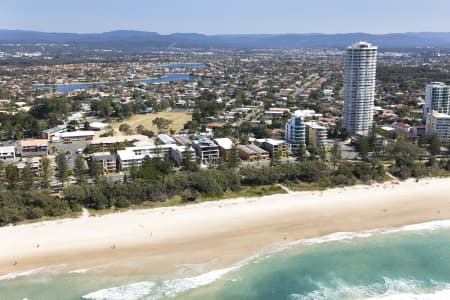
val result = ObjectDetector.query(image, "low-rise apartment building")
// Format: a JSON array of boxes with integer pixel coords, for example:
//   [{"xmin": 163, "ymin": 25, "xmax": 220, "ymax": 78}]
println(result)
[
  {"xmin": 214, "ymin": 138, "xmax": 233, "ymax": 161},
  {"xmin": 305, "ymin": 121, "xmax": 328, "ymax": 149},
  {"xmin": 169, "ymin": 145, "xmax": 196, "ymax": 165},
  {"xmin": 0, "ymin": 146, "xmax": 15, "ymax": 160},
  {"xmin": 90, "ymin": 134, "xmax": 153, "ymax": 150},
  {"xmin": 426, "ymin": 111, "xmax": 450, "ymax": 145},
  {"xmin": 117, "ymin": 144, "xmax": 173, "ymax": 169},
  {"xmin": 60, "ymin": 131, "xmax": 95, "ymax": 143},
  {"xmin": 91, "ymin": 152, "xmax": 117, "ymax": 174},
  {"xmin": 193, "ymin": 139, "xmax": 220, "ymax": 164},
  {"xmin": 18, "ymin": 139, "xmax": 48, "ymax": 157},
  {"xmin": 255, "ymin": 138, "xmax": 288, "ymax": 159},
  {"xmin": 237, "ymin": 144, "xmax": 269, "ymax": 161}
]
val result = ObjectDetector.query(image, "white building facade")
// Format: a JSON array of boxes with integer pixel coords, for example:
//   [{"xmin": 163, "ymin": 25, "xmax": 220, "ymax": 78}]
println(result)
[
  {"xmin": 343, "ymin": 41, "xmax": 378, "ymax": 136},
  {"xmin": 285, "ymin": 113, "xmax": 306, "ymax": 152},
  {"xmin": 423, "ymin": 82, "xmax": 450, "ymax": 121},
  {"xmin": 0, "ymin": 146, "xmax": 15, "ymax": 160},
  {"xmin": 426, "ymin": 111, "xmax": 450, "ymax": 145},
  {"xmin": 305, "ymin": 122, "xmax": 328, "ymax": 149}
]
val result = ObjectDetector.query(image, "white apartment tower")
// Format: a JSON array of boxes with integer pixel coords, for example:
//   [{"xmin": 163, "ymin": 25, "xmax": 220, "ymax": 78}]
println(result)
[
  {"xmin": 423, "ymin": 82, "xmax": 450, "ymax": 121},
  {"xmin": 285, "ymin": 113, "xmax": 306, "ymax": 152},
  {"xmin": 343, "ymin": 41, "xmax": 378, "ymax": 136}
]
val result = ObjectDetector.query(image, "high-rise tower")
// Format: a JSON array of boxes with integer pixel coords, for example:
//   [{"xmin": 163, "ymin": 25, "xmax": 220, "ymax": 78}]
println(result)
[
  {"xmin": 343, "ymin": 41, "xmax": 378, "ymax": 136},
  {"xmin": 423, "ymin": 82, "xmax": 450, "ymax": 122}
]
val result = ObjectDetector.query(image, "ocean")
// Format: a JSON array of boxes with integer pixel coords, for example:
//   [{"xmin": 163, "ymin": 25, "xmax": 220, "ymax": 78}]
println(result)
[{"xmin": 2, "ymin": 220, "xmax": 450, "ymax": 300}]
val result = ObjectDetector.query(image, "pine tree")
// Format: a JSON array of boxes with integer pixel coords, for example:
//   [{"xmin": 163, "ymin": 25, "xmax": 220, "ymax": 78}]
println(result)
[
  {"xmin": 181, "ymin": 146, "xmax": 199, "ymax": 172},
  {"xmin": 227, "ymin": 145, "xmax": 240, "ymax": 169},
  {"xmin": 331, "ymin": 143, "xmax": 342, "ymax": 170},
  {"xmin": 5, "ymin": 164, "xmax": 19, "ymax": 190},
  {"xmin": 73, "ymin": 154, "xmax": 87, "ymax": 184},
  {"xmin": 41, "ymin": 157, "xmax": 51, "ymax": 188},
  {"xmin": 296, "ymin": 142, "xmax": 307, "ymax": 161},
  {"xmin": 359, "ymin": 137, "xmax": 369, "ymax": 160},
  {"xmin": 429, "ymin": 133, "xmax": 441, "ymax": 155},
  {"xmin": 21, "ymin": 164, "xmax": 34, "ymax": 190},
  {"xmin": 56, "ymin": 151, "xmax": 69, "ymax": 186},
  {"xmin": 89, "ymin": 158, "xmax": 101, "ymax": 181}
]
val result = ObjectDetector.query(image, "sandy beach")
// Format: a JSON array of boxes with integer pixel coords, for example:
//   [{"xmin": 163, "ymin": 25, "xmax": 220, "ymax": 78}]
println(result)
[{"xmin": 1, "ymin": 178, "xmax": 450, "ymax": 277}]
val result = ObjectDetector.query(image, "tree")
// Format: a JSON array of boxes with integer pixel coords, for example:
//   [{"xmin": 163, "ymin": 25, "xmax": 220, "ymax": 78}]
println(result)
[
  {"xmin": 227, "ymin": 145, "xmax": 240, "ymax": 169},
  {"xmin": 119, "ymin": 123, "xmax": 131, "ymax": 133},
  {"xmin": 67, "ymin": 120, "xmax": 79, "ymax": 131},
  {"xmin": 41, "ymin": 157, "xmax": 51, "ymax": 188},
  {"xmin": 0, "ymin": 160, "xmax": 4, "ymax": 180},
  {"xmin": 368, "ymin": 123, "xmax": 377, "ymax": 149},
  {"xmin": 331, "ymin": 142, "xmax": 342, "ymax": 170},
  {"xmin": 358, "ymin": 137, "xmax": 369, "ymax": 160},
  {"xmin": 89, "ymin": 158, "xmax": 101, "ymax": 181},
  {"xmin": 152, "ymin": 117, "xmax": 173, "ymax": 133},
  {"xmin": 129, "ymin": 162, "xmax": 139, "ymax": 180},
  {"xmin": 21, "ymin": 164, "xmax": 34, "ymax": 190},
  {"xmin": 181, "ymin": 146, "xmax": 198, "ymax": 171},
  {"xmin": 296, "ymin": 143, "xmax": 307, "ymax": 161},
  {"xmin": 429, "ymin": 133, "xmax": 441, "ymax": 155},
  {"xmin": 56, "ymin": 152, "xmax": 69, "ymax": 186},
  {"xmin": 141, "ymin": 129, "xmax": 155, "ymax": 138},
  {"xmin": 180, "ymin": 188, "xmax": 200, "ymax": 202},
  {"xmin": 196, "ymin": 175, "xmax": 224, "ymax": 196},
  {"xmin": 307, "ymin": 145, "xmax": 325, "ymax": 161},
  {"xmin": 271, "ymin": 150, "xmax": 281, "ymax": 166},
  {"xmin": 73, "ymin": 155, "xmax": 87, "ymax": 184},
  {"xmin": 136, "ymin": 124, "xmax": 145, "ymax": 134},
  {"xmin": 5, "ymin": 165, "xmax": 19, "ymax": 190}
]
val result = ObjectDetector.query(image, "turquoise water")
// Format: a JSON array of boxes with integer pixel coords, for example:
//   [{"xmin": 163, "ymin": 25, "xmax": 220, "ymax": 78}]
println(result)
[{"xmin": 2, "ymin": 221, "xmax": 450, "ymax": 300}]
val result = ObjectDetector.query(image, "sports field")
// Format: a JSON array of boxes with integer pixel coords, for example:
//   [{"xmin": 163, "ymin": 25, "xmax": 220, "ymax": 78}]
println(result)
[{"xmin": 111, "ymin": 111, "xmax": 192, "ymax": 135}]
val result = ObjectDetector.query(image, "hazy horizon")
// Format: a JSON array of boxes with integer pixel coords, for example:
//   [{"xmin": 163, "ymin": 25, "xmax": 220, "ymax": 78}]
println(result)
[
  {"xmin": 2, "ymin": 0, "xmax": 450, "ymax": 35},
  {"xmin": 2, "ymin": 29, "xmax": 450, "ymax": 36}
]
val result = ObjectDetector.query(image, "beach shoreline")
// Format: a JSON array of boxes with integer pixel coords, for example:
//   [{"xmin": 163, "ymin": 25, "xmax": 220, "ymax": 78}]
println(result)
[{"xmin": 1, "ymin": 177, "xmax": 450, "ymax": 278}]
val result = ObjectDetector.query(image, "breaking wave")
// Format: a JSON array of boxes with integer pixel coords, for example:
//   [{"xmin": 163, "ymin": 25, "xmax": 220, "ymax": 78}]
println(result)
[
  {"xmin": 289, "ymin": 278, "xmax": 450, "ymax": 300},
  {"xmin": 81, "ymin": 220, "xmax": 450, "ymax": 299}
]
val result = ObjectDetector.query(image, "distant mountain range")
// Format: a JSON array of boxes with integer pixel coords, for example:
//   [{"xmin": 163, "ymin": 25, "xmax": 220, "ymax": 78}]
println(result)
[{"xmin": 2, "ymin": 30, "xmax": 450, "ymax": 49}]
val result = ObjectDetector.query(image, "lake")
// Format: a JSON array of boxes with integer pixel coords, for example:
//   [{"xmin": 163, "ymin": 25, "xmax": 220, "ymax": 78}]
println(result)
[{"xmin": 32, "ymin": 73, "xmax": 192, "ymax": 93}]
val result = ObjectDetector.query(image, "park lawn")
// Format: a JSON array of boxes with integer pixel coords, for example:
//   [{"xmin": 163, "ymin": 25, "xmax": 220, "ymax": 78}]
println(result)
[{"xmin": 111, "ymin": 111, "xmax": 192, "ymax": 135}]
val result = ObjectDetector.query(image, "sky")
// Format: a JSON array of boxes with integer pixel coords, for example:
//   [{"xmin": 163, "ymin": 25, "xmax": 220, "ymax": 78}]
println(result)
[{"xmin": 1, "ymin": 0, "xmax": 450, "ymax": 35}]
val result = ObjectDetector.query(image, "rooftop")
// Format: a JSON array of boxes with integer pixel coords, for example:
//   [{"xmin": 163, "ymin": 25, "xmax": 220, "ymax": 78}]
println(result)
[
  {"xmin": 0, "ymin": 145, "xmax": 15, "ymax": 152},
  {"xmin": 156, "ymin": 134, "xmax": 176, "ymax": 145},
  {"xmin": 194, "ymin": 139, "xmax": 218, "ymax": 148},
  {"xmin": 61, "ymin": 131, "xmax": 95, "ymax": 138},
  {"xmin": 20, "ymin": 139, "xmax": 49, "ymax": 147},
  {"xmin": 293, "ymin": 109, "xmax": 322, "ymax": 118},
  {"xmin": 238, "ymin": 144, "xmax": 268, "ymax": 155},
  {"xmin": 214, "ymin": 138, "xmax": 233, "ymax": 150},
  {"xmin": 256, "ymin": 138, "xmax": 286, "ymax": 146},
  {"xmin": 430, "ymin": 111, "xmax": 450, "ymax": 119},
  {"xmin": 91, "ymin": 134, "xmax": 153, "ymax": 146},
  {"xmin": 305, "ymin": 121, "xmax": 327, "ymax": 130},
  {"xmin": 92, "ymin": 151, "xmax": 114, "ymax": 160},
  {"xmin": 350, "ymin": 41, "xmax": 377, "ymax": 50}
]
